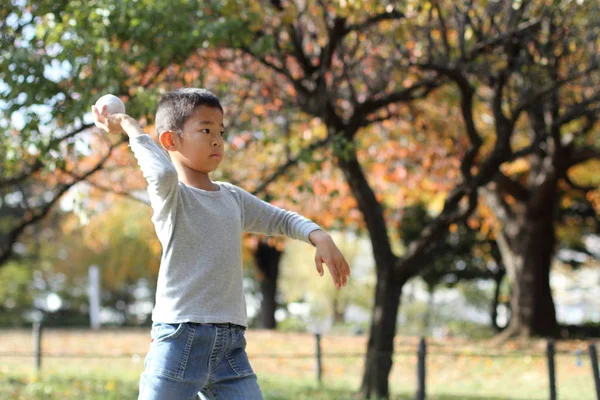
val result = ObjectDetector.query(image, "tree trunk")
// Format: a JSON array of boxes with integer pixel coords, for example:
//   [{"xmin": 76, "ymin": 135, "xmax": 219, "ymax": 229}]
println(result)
[
  {"xmin": 501, "ymin": 228, "xmax": 558, "ymax": 336},
  {"xmin": 422, "ymin": 283, "xmax": 435, "ymax": 333},
  {"xmin": 490, "ymin": 268, "xmax": 506, "ymax": 332},
  {"xmin": 332, "ymin": 293, "xmax": 345, "ymax": 324},
  {"xmin": 360, "ymin": 276, "xmax": 405, "ymax": 399},
  {"xmin": 495, "ymin": 181, "xmax": 559, "ymax": 337},
  {"xmin": 253, "ymin": 240, "xmax": 282, "ymax": 330},
  {"xmin": 337, "ymin": 150, "xmax": 400, "ymax": 399}
]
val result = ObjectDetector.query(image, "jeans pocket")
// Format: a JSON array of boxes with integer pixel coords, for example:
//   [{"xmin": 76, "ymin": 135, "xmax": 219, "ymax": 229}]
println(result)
[
  {"xmin": 226, "ymin": 328, "xmax": 254, "ymax": 377},
  {"xmin": 152, "ymin": 323, "xmax": 185, "ymax": 343},
  {"xmin": 147, "ymin": 323, "xmax": 193, "ymax": 381}
]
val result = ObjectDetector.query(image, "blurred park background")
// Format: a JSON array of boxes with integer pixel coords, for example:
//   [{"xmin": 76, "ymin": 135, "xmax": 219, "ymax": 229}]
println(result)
[{"xmin": 1, "ymin": 0, "xmax": 599, "ymax": 399}]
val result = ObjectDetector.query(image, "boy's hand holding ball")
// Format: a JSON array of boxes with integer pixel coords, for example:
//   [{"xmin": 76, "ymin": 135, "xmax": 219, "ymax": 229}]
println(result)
[{"xmin": 92, "ymin": 94, "xmax": 128, "ymax": 134}]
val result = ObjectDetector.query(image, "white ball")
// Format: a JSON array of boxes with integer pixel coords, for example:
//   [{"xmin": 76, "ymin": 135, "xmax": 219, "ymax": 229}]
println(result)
[{"xmin": 95, "ymin": 94, "xmax": 126, "ymax": 115}]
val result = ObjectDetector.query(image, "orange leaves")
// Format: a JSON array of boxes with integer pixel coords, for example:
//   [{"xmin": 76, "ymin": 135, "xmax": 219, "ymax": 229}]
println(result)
[
  {"xmin": 467, "ymin": 218, "xmax": 480, "ymax": 230},
  {"xmin": 253, "ymin": 104, "xmax": 267, "ymax": 116},
  {"xmin": 475, "ymin": 202, "xmax": 499, "ymax": 239}
]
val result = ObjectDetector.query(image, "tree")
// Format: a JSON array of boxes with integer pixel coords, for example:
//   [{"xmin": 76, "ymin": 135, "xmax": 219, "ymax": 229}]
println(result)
[
  {"xmin": 199, "ymin": 1, "xmax": 598, "ymax": 396},
  {"xmin": 0, "ymin": 0, "xmax": 200, "ymax": 264},
  {"xmin": 1, "ymin": 1, "xmax": 342, "ymax": 335},
  {"xmin": 472, "ymin": 2, "xmax": 600, "ymax": 337},
  {"xmin": 3, "ymin": 1, "xmax": 596, "ymax": 397},
  {"xmin": 400, "ymin": 203, "xmax": 506, "ymax": 333}
]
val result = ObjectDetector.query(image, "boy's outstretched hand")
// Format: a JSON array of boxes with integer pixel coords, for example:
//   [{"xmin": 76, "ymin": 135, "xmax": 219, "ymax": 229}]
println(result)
[{"xmin": 308, "ymin": 230, "xmax": 351, "ymax": 289}]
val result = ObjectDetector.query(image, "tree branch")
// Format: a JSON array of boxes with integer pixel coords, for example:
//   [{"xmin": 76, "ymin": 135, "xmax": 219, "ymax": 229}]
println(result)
[
  {"xmin": 412, "ymin": 63, "xmax": 482, "ymax": 184},
  {"xmin": 249, "ymin": 135, "xmax": 333, "ymax": 196},
  {"xmin": 567, "ymin": 146, "xmax": 600, "ymax": 168},
  {"xmin": 494, "ymin": 172, "xmax": 530, "ymax": 202},
  {"xmin": 432, "ymin": 0, "xmax": 451, "ymax": 59},
  {"xmin": 359, "ymin": 79, "xmax": 441, "ymax": 116},
  {"xmin": 515, "ymin": 68, "xmax": 600, "ymax": 119},
  {"xmin": 0, "ymin": 159, "xmax": 44, "ymax": 188},
  {"xmin": 0, "ymin": 138, "xmax": 127, "ymax": 266},
  {"xmin": 288, "ymin": 21, "xmax": 317, "ymax": 77},
  {"xmin": 345, "ymin": 9, "xmax": 405, "ymax": 33},
  {"xmin": 1, "ymin": 124, "xmax": 92, "ymax": 189}
]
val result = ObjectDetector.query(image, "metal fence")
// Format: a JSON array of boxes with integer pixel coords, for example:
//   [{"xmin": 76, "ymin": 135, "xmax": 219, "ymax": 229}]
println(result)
[{"xmin": 1, "ymin": 323, "xmax": 598, "ymax": 400}]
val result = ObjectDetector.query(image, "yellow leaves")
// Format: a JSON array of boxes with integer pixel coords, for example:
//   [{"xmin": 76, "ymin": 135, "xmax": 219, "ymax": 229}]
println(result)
[
  {"xmin": 501, "ymin": 158, "xmax": 530, "ymax": 175},
  {"xmin": 282, "ymin": 7, "xmax": 297, "ymax": 25},
  {"xmin": 568, "ymin": 160, "xmax": 600, "ymax": 185},
  {"xmin": 561, "ymin": 197, "xmax": 573, "ymax": 209},
  {"xmin": 419, "ymin": 177, "xmax": 438, "ymax": 192},
  {"xmin": 427, "ymin": 191, "xmax": 447, "ymax": 214}
]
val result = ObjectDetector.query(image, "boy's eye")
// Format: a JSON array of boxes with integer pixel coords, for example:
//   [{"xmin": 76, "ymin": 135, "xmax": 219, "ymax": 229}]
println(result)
[
  {"xmin": 200, "ymin": 129, "xmax": 210, "ymax": 134},
  {"xmin": 220, "ymin": 131, "xmax": 225, "ymax": 137}
]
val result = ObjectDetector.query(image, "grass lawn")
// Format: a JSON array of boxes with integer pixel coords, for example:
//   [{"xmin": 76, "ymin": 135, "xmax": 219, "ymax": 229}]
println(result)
[
  {"xmin": 0, "ymin": 328, "xmax": 597, "ymax": 399},
  {"xmin": 0, "ymin": 374, "xmax": 568, "ymax": 400}
]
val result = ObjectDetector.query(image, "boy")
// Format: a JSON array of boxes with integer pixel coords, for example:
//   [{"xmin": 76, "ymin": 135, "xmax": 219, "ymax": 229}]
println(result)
[{"xmin": 91, "ymin": 88, "xmax": 350, "ymax": 400}]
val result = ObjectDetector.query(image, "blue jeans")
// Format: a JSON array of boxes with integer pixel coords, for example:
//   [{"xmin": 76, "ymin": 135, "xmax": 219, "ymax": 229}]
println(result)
[{"xmin": 138, "ymin": 322, "xmax": 263, "ymax": 400}]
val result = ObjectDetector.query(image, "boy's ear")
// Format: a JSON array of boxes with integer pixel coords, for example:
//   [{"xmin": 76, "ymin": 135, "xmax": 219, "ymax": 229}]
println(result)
[{"xmin": 159, "ymin": 131, "xmax": 177, "ymax": 151}]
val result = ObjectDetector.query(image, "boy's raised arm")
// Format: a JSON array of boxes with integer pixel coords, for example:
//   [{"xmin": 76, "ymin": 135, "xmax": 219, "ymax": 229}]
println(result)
[
  {"xmin": 92, "ymin": 105, "xmax": 144, "ymax": 138},
  {"xmin": 91, "ymin": 105, "xmax": 178, "ymax": 201}
]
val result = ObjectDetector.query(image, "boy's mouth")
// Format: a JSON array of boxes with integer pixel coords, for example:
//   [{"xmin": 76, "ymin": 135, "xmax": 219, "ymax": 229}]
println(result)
[{"xmin": 210, "ymin": 153, "xmax": 222, "ymax": 159}]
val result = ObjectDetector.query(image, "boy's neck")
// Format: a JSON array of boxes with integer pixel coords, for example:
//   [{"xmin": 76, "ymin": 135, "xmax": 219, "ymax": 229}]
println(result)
[{"xmin": 174, "ymin": 163, "xmax": 219, "ymax": 191}]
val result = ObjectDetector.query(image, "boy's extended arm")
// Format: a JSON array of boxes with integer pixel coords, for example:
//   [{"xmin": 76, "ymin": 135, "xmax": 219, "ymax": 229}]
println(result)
[
  {"xmin": 237, "ymin": 187, "xmax": 319, "ymax": 242},
  {"xmin": 91, "ymin": 107, "xmax": 178, "ymax": 200},
  {"xmin": 237, "ymin": 187, "xmax": 350, "ymax": 288}
]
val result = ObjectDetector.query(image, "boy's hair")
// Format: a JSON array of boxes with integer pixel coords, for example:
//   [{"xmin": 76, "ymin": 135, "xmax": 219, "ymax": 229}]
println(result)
[{"xmin": 155, "ymin": 88, "xmax": 223, "ymax": 137}]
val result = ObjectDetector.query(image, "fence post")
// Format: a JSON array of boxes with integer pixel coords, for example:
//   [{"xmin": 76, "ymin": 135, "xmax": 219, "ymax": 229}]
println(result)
[
  {"xmin": 33, "ymin": 321, "xmax": 43, "ymax": 374},
  {"xmin": 589, "ymin": 343, "xmax": 600, "ymax": 400},
  {"xmin": 416, "ymin": 337, "xmax": 427, "ymax": 400},
  {"xmin": 547, "ymin": 340, "xmax": 557, "ymax": 400},
  {"xmin": 315, "ymin": 333, "xmax": 323, "ymax": 385}
]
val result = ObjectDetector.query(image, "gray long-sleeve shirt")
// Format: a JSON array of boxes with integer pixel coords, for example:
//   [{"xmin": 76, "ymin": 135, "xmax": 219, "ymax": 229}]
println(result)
[{"xmin": 129, "ymin": 134, "xmax": 320, "ymax": 327}]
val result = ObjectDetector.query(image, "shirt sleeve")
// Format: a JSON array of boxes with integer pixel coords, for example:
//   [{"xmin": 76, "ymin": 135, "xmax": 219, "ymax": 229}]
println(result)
[
  {"xmin": 128, "ymin": 134, "xmax": 179, "ymax": 214},
  {"xmin": 234, "ymin": 186, "xmax": 321, "ymax": 244}
]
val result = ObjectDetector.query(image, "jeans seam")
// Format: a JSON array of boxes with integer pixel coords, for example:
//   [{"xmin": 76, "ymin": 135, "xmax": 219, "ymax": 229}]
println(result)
[
  {"xmin": 176, "ymin": 324, "xmax": 194, "ymax": 381},
  {"xmin": 207, "ymin": 326, "xmax": 220, "ymax": 383},
  {"xmin": 202, "ymin": 388, "xmax": 216, "ymax": 400},
  {"xmin": 225, "ymin": 330, "xmax": 253, "ymax": 377}
]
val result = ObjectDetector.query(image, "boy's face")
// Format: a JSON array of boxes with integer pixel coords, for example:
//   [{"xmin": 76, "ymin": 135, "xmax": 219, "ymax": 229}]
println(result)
[{"xmin": 166, "ymin": 105, "xmax": 225, "ymax": 174}]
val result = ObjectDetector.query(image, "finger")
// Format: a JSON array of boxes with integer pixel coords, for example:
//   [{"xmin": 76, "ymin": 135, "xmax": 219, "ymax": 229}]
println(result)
[
  {"xmin": 95, "ymin": 121, "xmax": 109, "ymax": 132},
  {"xmin": 338, "ymin": 262, "xmax": 347, "ymax": 287},
  {"xmin": 92, "ymin": 106, "xmax": 105, "ymax": 124},
  {"xmin": 101, "ymin": 104, "xmax": 108, "ymax": 116},
  {"xmin": 333, "ymin": 258, "xmax": 345, "ymax": 287},
  {"xmin": 342, "ymin": 259, "xmax": 350, "ymax": 281},
  {"xmin": 315, "ymin": 257, "xmax": 324, "ymax": 277},
  {"xmin": 328, "ymin": 259, "xmax": 342, "ymax": 288}
]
